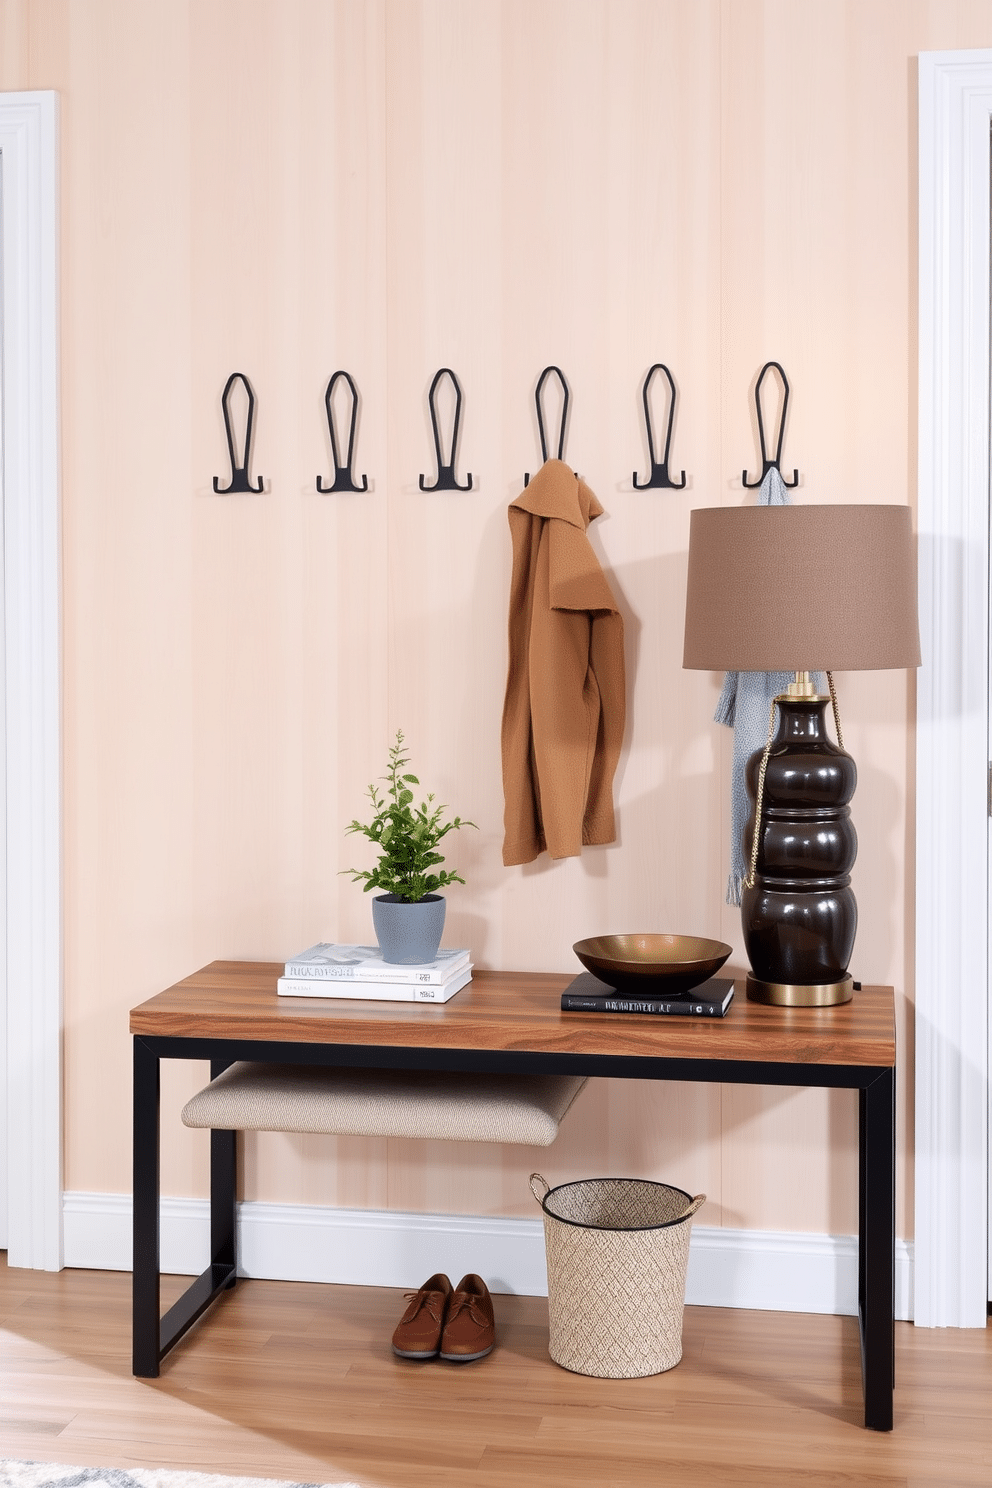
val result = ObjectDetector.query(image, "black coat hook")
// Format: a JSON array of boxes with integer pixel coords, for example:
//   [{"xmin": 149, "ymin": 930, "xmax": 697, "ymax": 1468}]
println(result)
[
  {"xmin": 419, "ymin": 368, "xmax": 472, "ymax": 491},
  {"xmin": 632, "ymin": 363, "xmax": 686, "ymax": 489},
  {"xmin": 213, "ymin": 372, "xmax": 264, "ymax": 493},
  {"xmin": 742, "ymin": 361, "xmax": 799, "ymax": 488},
  {"xmin": 524, "ymin": 365, "xmax": 570, "ymax": 486},
  {"xmin": 317, "ymin": 371, "xmax": 368, "ymax": 493}
]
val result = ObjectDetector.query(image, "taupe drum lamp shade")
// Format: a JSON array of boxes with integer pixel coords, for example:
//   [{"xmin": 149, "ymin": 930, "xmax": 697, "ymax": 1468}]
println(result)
[{"xmin": 682, "ymin": 504, "xmax": 921, "ymax": 674}]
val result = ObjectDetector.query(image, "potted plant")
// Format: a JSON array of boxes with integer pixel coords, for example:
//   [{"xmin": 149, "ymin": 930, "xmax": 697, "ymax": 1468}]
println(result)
[{"xmin": 343, "ymin": 730, "xmax": 476, "ymax": 964}]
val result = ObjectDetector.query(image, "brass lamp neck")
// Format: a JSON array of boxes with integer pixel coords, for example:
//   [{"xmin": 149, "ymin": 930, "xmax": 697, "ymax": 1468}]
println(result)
[{"xmin": 787, "ymin": 670, "xmax": 817, "ymax": 698}]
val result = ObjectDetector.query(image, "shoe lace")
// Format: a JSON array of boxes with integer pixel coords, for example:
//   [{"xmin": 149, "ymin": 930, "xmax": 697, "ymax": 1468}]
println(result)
[
  {"xmin": 445, "ymin": 1292, "xmax": 490, "ymax": 1328},
  {"xmin": 399, "ymin": 1288, "xmax": 446, "ymax": 1326}
]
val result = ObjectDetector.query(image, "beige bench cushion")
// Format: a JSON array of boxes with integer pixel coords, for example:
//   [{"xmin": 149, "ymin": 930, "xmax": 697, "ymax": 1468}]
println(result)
[{"xmin": 181, "ymin": 1062, "xmax": 587, "ymax": 1147}]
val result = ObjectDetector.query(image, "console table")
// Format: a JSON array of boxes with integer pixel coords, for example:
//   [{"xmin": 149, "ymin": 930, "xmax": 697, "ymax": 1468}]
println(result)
[{"xmin": 130, "ymin": 963, "xmax": 896, "ymax": 1430}]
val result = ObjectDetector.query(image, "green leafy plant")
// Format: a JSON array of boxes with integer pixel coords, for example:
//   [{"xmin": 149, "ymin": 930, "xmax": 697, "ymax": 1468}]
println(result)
[{"xmin": 343, "ymin": 730, "xmax": 476, "ymax": 903}]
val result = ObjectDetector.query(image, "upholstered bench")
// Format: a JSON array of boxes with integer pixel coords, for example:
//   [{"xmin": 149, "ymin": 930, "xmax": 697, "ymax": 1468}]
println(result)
[{"xmin": 182, "ymin": 1062, "xmax": 587, "ymax": 1146}]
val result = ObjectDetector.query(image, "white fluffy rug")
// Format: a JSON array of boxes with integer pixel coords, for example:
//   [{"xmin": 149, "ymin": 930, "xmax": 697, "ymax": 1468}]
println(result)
[{"xmin": 0, "ymin": 1468, "xmax": 361, "ymax": 1488}]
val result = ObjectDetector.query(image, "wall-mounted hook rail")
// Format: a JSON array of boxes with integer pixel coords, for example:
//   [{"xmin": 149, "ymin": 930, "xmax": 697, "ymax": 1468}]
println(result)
[
  {"xmin": 632, "ymin": 363, "xmax": 686, "ymax": 489},
  {"xmin": 317, "ymin": 371, "xmax": 368, "ymax": 493},
  {"xmin": 742, "ymin": 360, "xmax": 799, "ymax": 488},
  {"xmin": 419, "ymin": 368, "xmax": 472, "ymax": 491},
  {"xmin": 213, "ymin": 373, "xmax": 264, "ymax": 493},
  {"xmin": 524, "ymin": 365, "xmax": 570, "ymax": 486}
]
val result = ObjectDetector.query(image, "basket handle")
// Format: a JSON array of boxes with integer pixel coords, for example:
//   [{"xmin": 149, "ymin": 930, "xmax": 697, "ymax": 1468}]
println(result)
[
  {"xmin": 529, "ymin": 1172, "xmax": 550, "ymax": 1204},
  {"xmin": 682, "ymin": 1193, "xmax": 706, "ymax": 1220}
]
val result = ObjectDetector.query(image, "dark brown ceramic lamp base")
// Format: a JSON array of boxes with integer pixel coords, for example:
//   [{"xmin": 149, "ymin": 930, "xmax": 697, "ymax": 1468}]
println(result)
[{"xmin": 742, "ymin": 695, "xmax": 858, "ymax": 1007}]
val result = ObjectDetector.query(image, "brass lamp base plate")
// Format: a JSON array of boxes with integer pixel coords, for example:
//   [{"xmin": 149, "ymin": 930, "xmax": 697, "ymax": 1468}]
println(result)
[{"xmin": 746, "ymin": 973, "xmax": 854, "ymax": 1007}]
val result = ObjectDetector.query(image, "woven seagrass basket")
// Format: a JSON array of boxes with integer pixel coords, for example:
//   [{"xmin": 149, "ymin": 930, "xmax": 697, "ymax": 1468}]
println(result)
[{"xmin": 531, "ymin": 1173, "xmax": 705, "ymax": 1379}]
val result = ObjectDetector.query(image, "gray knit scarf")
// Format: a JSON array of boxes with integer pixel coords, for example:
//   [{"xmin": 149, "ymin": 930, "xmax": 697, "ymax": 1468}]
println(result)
[{"xmin": 714, "ymin": 468, "xmax": 824, "ymax": 906}]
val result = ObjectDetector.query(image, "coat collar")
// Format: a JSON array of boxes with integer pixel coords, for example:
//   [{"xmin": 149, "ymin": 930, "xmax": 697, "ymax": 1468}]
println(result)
[{"xmin": 509, "ymin": 459, "xmax": 603, "ymax": 528}]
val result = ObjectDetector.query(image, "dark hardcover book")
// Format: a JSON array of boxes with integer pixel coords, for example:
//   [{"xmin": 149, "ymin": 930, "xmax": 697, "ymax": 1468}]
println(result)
[{"xmin": 560, "ymin": 973, "xmax": 735, "ymax": 1017}]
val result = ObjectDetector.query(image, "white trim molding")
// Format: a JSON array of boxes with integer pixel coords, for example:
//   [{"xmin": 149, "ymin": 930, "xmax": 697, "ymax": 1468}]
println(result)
[
  {"xmin": 916, "ymin": 50, "xmax": 992, "ymax": 1327},
  {"xmin": 0, "ymin": 91, "xmax": 62, "ymax": 1269},
  {"xmin": 62, "ymin": 1191, "xmax": 915, "ymax": 1322}
]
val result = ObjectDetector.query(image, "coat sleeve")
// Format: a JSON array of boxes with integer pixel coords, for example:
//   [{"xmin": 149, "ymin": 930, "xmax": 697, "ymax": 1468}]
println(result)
[
  {"xmin": 501, "ymin": 506, "xmax": 544, "ymax": 865},
  {"xmin": 528, "ymin": 517, "xmax": 625, "ymax": 859}
]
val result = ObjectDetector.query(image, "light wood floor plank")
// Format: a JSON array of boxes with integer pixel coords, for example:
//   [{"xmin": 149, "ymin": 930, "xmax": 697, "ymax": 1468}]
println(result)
[{"xmin": 1, "ymin": 1257, "xmax": 990, "ymax": 1487}]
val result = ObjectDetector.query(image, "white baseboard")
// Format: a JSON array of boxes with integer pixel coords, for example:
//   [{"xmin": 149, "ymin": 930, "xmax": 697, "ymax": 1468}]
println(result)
[{"xmin": 62, "ymin": 1191, "xmax": 914, "ymax": 1320}]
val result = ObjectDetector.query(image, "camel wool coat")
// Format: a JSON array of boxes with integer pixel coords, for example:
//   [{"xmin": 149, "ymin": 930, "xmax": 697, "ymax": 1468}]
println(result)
[{"xmin": 501, "ymin": 459, "xmax": 625, "ymax": 865}]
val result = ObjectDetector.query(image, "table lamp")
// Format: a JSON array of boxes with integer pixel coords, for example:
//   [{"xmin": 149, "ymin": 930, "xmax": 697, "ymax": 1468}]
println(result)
[{"xmin": 682, "ymin": 504, "xmax": 920, "ymax": 1006}]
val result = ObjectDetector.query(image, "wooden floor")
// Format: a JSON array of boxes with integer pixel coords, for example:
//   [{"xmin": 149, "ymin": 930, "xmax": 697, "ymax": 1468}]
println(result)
[{"xmin": 1, "ymin": 1256, "xmax": 990, "ymax": 1488}]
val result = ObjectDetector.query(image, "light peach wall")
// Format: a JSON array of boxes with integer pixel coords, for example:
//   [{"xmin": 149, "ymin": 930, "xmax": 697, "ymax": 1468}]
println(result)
[{"xmin": 4, "ymin": 0, "xmax": 989, "ymax": 1244}]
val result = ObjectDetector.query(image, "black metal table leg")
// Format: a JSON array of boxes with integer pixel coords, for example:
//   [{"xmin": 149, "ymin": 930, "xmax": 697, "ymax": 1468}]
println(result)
[
  {"xmin": 210, "ymin": 1058, "xmax": 237, "ymax": 1287},
  {"xmin": 859, "ymin": 1083, "xmax": 867, "ymax": 1319},
  {"xmin": 859, "ymin": 1067, "xmax": 895, "ymax": 1430},
  {"xmin": 132, "ymin": 1036, "xmax": 162, "ymax": 1377},
  {"xmin": 132, "ymin": 1044, "xmax": 240, "ymax": 1376}
]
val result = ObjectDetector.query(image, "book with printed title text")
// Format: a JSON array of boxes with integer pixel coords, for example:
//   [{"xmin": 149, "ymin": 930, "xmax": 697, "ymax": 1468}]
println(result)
[
  {"xmin": 277, "ymin": 964, "xmax": 473, "ymax": 1002},
  {"xmin": 560, "ymin": 973, "xmax": 735, "ymax": 1017},
  {"xmin": 284, "ymin": 942, "xmax": 471, "ymax": 985}
]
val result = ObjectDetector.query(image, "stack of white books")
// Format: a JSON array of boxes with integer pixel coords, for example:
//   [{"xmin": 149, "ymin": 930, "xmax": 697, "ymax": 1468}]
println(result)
[{"xmin": 277, "ymin": 942, "xmax": 473, "ymax": 1003}]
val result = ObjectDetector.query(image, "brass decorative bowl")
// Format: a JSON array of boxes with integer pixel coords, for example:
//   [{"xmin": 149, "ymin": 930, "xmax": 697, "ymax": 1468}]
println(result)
[{"xmin": 572, "ymin": 934, "xmax": 733, "ymax": 998}]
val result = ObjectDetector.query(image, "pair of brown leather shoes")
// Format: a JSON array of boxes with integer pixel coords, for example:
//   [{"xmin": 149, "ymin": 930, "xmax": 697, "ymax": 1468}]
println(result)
[{"xmin": 391, "ymin": 1272, "xmax": 495, "ymax": 1362}]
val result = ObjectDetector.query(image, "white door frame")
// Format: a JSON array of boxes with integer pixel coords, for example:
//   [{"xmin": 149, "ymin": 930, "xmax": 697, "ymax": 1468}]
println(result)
[
  {"xmin": 916, "ymin": 50, "xmax": 992, "ymax": 1327},
  {"xmin": 0, "ymin": 91, "xmax": 62, "ymax": 1269}
]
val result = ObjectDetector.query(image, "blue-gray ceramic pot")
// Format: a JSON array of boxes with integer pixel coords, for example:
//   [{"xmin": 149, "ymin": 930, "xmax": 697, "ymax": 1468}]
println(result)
[{"xmin": 372, "ymin": 892, "xmax": 446, "ymax": 965}]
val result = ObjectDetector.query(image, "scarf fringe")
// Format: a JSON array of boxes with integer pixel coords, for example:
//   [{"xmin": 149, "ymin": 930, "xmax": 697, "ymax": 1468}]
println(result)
[{"xmin": 713, "ymin": 673, "xmax": 737, "ymax": 727}]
